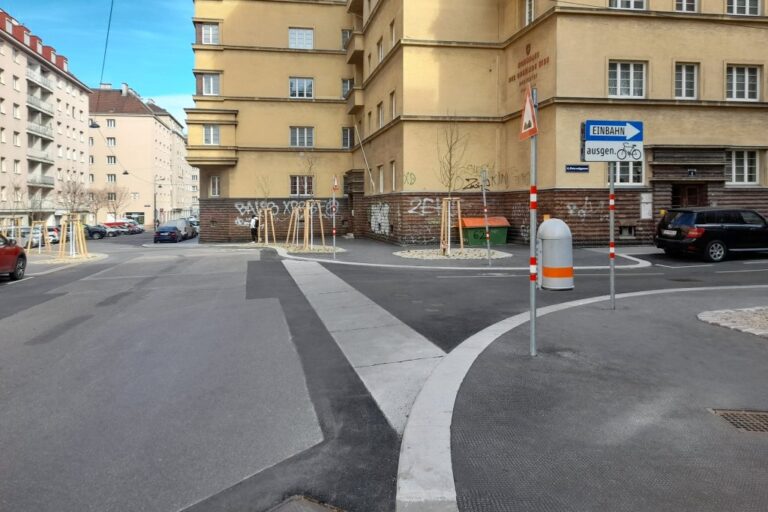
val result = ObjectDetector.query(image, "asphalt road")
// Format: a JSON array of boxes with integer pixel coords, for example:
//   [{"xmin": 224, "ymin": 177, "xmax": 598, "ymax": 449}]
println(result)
[{"xmin": 0, "ymin": 234, "xmax": 766, "ymax": 511}]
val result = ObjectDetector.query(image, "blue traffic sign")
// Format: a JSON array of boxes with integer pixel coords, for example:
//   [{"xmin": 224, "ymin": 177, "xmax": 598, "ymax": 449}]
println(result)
[{"xmin": 584, "ymin": 120, "xmax": 643, "ymax": 142}]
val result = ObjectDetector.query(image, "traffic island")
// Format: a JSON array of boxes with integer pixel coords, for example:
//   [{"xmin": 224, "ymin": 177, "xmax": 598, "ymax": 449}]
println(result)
[
  {"xmin": 698, "ymin": 306, "xmax": 768, "ymax": 338},
  {"xmin": 393, "ymin": 248, "xmax": 513, "ymax": 260}
]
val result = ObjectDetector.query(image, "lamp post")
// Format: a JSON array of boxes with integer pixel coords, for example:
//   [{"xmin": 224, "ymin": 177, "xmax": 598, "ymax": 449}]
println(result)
[{"xmin": 122, "ymin": 170, "xmax": 164, "ymax": 229}]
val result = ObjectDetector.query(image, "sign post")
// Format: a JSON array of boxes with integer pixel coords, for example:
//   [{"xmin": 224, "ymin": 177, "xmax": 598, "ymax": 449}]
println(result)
[
  {"xmin": 581, "ymin": 120, "xmax": 644, "ymax": 310},
  {"xmin": 480, "ymin": 167, "xmax": 492, "ymax": 266},
  {"xmin": 332, "ymin": 175, "xmax": 339, "ymax": 260},
  {"xmin": 521, "ymin": 85, "xmax": 539, "ymax": 356}
]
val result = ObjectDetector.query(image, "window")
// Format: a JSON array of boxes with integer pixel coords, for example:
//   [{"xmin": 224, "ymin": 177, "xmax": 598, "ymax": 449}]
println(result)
[
  {"xmin": 390, "ymin": 91, "xmax": 397, "ymax": 119},
  {"xmin": 610, "ymin": 0, "xmax": 645, "ymax": 9},
  {"xmin": 288, "ymin": 28, "xmax": 314, "ymax": 49},
  {"xmin": 726, "ymin": 150, "xmax": 758, "ymax": 184},
  {"xmin": 377, "ymin": 102, "xmax": 384, "ymax": 128},
  {"xmin": 107, "ymin": 192, "xmax": 116, "ymax": 201},
  {"xmin": 107, "ymin": 174, "xmax": 117, "ymax": 183},
  {"xmin": 89, "ymin": 173, "xmax": 94, "ymax": 183},
  {"xmin": 290, "ymin": 175, "xmax": 313, "ymax": 196},
  {"xmin": 107, "ymin": 137, "xmax": 116, "ymax": 147},
  {"xmin": 726, "ymin": 66, "xmax": 759, "ymax": 101},
  {"xmin": 526, "ymin": 0, "xmax": 535, "ymax": 25},
  {"xmin": 107, "ymin": 118, "xmax": 116, "ymax": 128},
  {"xmin": 210, "ymin": 175, "xmax": 221, "ymax": 197},
  {"xmin": 608, "ymin": 161, "xmax": 643, "ymax": 185},
  {"xmin": 289, "ymin": 77, "xmax": 314, "ymax": 98},
  {"xmin": 201, "ymin": 23, "xmax": 220, "ymax": 44},
  {"xmin": 0, "ymin": 186, "xmax": 5, "ymax": 201},
  {"xmin": 290, "ymin": 126, "xmax": 314, "ymax": 147},
  {"xmin": 13, "ymin": 103, "xmax": 20, "ymax": 119},
  {"xmin": 342, "ymin": 127, "xmax": 354, "ymax": 149},
  {"xmin": 608, "ymin": 61, "xmax": 645, "ymax": 98},
  {"xmin": 0, "ymin": 158, "xmax": 5, "ymax": 173},
  {"xmin": 727, "ymin": 0, "xmax": 759, "ymax": 15},
  {"xmin": 89, "ymin": 155, "xmax": 94, "ymax": 164},
  {"xmin": 203, "ymin": 124, "xmax": 220, "ymax": 145},
  {"xmin": 12, "ymin": 75, "xmax": 19, "ymax": 91},
  {"xmin": 202, "ymin": 74, "xmax": 220, "ymax": 96},
  {"xmin": 741, "ymin": 211, "xmax": 766, "ymax": 225},
  {"xmin": 107, "ymin": 156, "xmax": 116, "ymax": 164},
  {"xmin": 342, "ymin": 78, "xmax": 353, "ymax": 97},
  {"xmin": 675, "ymin": 63, "xmax": 698, "ymax": 99},
  {"xmin": 13, "ymin": 160, "xmax": 21, "ymax": 174},
  {"xmin": 342, "ymin": 29, "xmax": 352, "ymax": 48},
  {"xmin": 367, "ymin": 111, "xmax": 372, "ymax": 134},
  {"xmin": 378, "ymin": 165, "xmax": 384, "ymax": 193},
  {"xmin": 390, "ymin": 20, "xmax": 396, "ymax": 46},
  {"xmin": 0, "ymin": 128, "xmax": 4, "ymax": 143},
  {"xmin": 13, "ymin": 132, "xmax": 19, "ymax": 146},
  {"xmin": 377, "ymin": 38, "xmax": 383, "ymax": 63},
  {"xmin": 675, "ymin": 0, "xmax": 697, "ymax": 12},
  {"xmin": 391, "ymin": 161, "xmax": 397, "ymax": 192}
]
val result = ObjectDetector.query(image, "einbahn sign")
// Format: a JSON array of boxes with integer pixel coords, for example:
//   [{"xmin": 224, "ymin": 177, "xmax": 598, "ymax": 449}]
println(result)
[{"xmin": 580, "ymin": 120, "xmax": 644, "ymax": 162}]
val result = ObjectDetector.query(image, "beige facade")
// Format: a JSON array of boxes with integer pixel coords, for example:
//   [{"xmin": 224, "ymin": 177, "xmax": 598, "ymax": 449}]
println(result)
[
  {"xmin": 90, "ymin": 84, "xmax": 199, "ymax": 228},
  {"xmin": 0, "ymin": 9, "xmax": 90, "ymax": 230},
  {"xmin": 188, "ymin": 0, "xmax": 768, "ymax": 243}
]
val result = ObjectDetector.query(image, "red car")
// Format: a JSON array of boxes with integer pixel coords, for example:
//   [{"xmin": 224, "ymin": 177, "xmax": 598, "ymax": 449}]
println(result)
[{"xmin": 0, "ymin": 233, "xmax": 26, "ymax": 280}]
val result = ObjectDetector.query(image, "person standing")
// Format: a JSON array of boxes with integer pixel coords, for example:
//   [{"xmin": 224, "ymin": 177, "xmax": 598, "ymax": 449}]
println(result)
[{"xmin": 249, "ymin": 214, "xmax": 259, "ymax": 243}]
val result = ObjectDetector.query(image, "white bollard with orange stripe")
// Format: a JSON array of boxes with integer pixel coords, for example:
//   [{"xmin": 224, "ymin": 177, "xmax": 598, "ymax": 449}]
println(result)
[{"xmin": 536, "ymin": 218, "xmax": 574, "ymax": 291}]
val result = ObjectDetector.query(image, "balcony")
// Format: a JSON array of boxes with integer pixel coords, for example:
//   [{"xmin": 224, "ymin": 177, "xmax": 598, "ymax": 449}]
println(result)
[
  {"xmin": 26, "ymin": 69, "xmax": 55, "ymax": 91},
  {"xmin": 28, "ymin": 199, "xmax": 57, "ymax": 211},
  {"xmin": 345, "ymin": 33, "xmax": 364, "ymax": 65},
  {"xmin": 27, "ymin": 148, "xmax": 54, "ymax": 164},
  {"xmin": 27, "ymin": 175, "xmax": 56, "ymax": 188},
  {"xmin": 346, "ymin": 87, "xmax": 364, "ymax": 114},
  {"xmin": 27, "ymin": 121, "xmax": 54, "ymax": 140},
  {"xmin": 26, "ymin": 94, "xmax": 54, "ymax": 116},
  {"xmin": 346, "ymin": 0, "xmax": 363, "ymax": 15}
]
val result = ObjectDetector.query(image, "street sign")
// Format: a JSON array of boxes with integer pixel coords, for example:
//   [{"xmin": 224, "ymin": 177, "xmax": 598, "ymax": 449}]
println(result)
[
  {"xmin": 581, "ymin": 120, "xmax": 644, "ymax": 162},
  {"xmin": 565, "ymin": 165, "xmax": 589, "ymax": 173},
  {"xmin": 519, "ymin": 85, "xmax": 538, "ymax": 141}
]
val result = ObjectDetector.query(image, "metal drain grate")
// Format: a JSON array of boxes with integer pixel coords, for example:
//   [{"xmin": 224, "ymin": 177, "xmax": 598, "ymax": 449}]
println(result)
[{"xmin": 712, "ymin": 409, "xmax": 768, "ymax": 433}]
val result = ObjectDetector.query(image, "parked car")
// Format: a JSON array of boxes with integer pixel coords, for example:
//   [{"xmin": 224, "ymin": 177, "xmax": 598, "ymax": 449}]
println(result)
[
  {"xmin": 0, "ymin": 233, "xmax": 26, "ymax": 280},
  {"xmin": 189, "ymin": 218, "xmax": 200, "ymax": 235},
  {"xmin": 655, "ymin": 207, "xmax": 768, "ymax": 262},
  {"xmin": 174, "ymin": 218, "xmax": 195, "ymax": 240},
  {"xmin": 46, "ymin": 227, "xmax": 60, "ymax": 244},
  {"xmin": 99, "ymin": 224, "xmax": 120, "ymax": 237},
  {"xmin": 104, "ymin": 222, "xmax": 131, "ymax": 235},
  {"xmin": 154, "ymin": 224, "xmax": 183, "ymax": 243},
  {"xmin": 84, "ymin": 224, "xmax": 108, "ymax": 240}
]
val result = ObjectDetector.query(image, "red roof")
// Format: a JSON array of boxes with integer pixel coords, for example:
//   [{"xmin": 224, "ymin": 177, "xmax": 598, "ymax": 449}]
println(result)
[{"xmin": 89, "ymin": 89, "xmax": 154, "ymax": 115}]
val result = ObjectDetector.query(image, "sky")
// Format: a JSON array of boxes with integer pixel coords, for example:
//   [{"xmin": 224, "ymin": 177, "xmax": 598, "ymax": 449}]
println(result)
[{"xmin": 2, "ymin": 0, "xmax": 195, "ymax": 125}]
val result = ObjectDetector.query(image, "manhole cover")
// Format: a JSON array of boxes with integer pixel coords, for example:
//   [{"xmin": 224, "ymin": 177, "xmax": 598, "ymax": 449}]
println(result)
[
  {"xmin": 711, "ymin": 409, "xmax": 768, "ymax": 433},
  {"xmin": 269, "ymin": 496, "xmax": 343, "ymax": 512}
]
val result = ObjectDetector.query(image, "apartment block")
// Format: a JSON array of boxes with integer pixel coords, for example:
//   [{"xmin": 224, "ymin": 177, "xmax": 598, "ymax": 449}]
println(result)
[
  {"xmin": 187, "ymin": 0, "xmax": 768, "ymax": 244},
  {"xmin": 89, "ymin": 84, "xmax": 199, "ymax": 228},
  {"xmin": 0, "ymin": 9, "xmax": 90, "ymax": 230}
]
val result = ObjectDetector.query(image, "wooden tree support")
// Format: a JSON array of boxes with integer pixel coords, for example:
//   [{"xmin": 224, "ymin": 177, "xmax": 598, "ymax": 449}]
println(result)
[
  {"xmin": 286, "ymin": 207, "xmax": 301, "ymax": 246},
  {"xmin": 58, "ymin": 219, "xmax": 89, "ymax": 258},
  {"xmin": 440, "ymin": 197, "xmax": 464, "ymax": 256},
  {"xmin": 27, "ymin": 221, "xmax": 53, "ymax": 253},
  {"xmin": 258, "ymin": 208, "xmax": 277, "ymax": 244}
]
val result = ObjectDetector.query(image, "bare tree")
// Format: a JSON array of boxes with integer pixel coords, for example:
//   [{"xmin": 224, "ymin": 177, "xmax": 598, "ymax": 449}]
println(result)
[
  {"xmin": 88, "ymin": 188, "xmax": 110, "ymax": 223},
  {"xmin": 256, "ymin": 175, "xmax": 272, "ymax": 201},
  {"xmin": 436, "ymin": 120, "xmax": 469, "ymax": 197},
  {"xmin": 300, "ymin": 152, "xmax": 318, "ymax": 197},
  {"xmin": 104, "ymin": 185, "xmax": 131, "ymax": 221},
  {"xmin": 59, "ymin": 179, "xmax": 90, "ymax": 219}
]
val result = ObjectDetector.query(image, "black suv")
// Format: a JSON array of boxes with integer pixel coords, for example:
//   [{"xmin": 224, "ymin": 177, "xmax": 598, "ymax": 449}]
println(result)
[{"xmin": 655, "ymin": 207, "xmax": 768, "ymax": 262}]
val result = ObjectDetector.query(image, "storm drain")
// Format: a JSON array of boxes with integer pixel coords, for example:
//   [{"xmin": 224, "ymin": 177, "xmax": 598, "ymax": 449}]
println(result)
[
  {"xmin": 712, "ymin": 409, "xmax": 768, "ymax": 433},
  {"xmin": 268, "ymin": 496, "xmax": 344, "ymax": 512}
]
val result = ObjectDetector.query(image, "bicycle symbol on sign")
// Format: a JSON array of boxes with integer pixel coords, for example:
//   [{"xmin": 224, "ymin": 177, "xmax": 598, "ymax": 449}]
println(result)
[{"xmin": 616, "ymin": 142, "xmax": 642, "ymax": 161}]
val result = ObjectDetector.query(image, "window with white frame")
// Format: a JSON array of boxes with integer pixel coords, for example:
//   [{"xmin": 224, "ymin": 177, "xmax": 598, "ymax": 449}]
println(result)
[
  {"xmin": 107, "ymin": 137, "xmax": 116, "ymax": 147},
  {"xmin": 377, "ymin": 102, "xmax": 384, "ymax": 128},
  {"xmin": 288, "ymin": 28, "xmax": 314, "ymax": 49},
  {"xmin": 390, "ymin": 20, "xmax": 396, "ymax": 46},
  {"xmin": 13, "ymin": 160, "xmax": 21, "ymax": 174},
  {"xmin": 0, "ymin": 158, "xmax": 5, "ymax": 173},
  {"xmin": 675, "ymin": 63, "xmax": 698, "ymax": 99},
  {"xmin": 107, "ymin": 174, "xmax": 116, "ymax": 183},
  {"xmin": 0, "ymin": 128, "xmax": 4, "ymax": 143},
  {"xmin": 12, "ymin": 103, "xmax": 19, "ymax": 119},
  {"xmin": 204, "ymin": 124, "xmax": 221, "ymax": 145},
  {"xmin": 201, "ymin": 23, "xmax": 220, "ymax": 44},
  {"xmin": 342, "ymin": 78, "xmax": 353, "ymax": 97},
  {"xmin": 290, "ymin": 126, "xmax": 314, "ymax": 147},
  {"xmin": 342, "ymin": 127, "xmax": 354, "ymax": 149},
  {"xmin": 726, "ymin": 66, "xmax": 759, "ymax": 101},
  {"xmin": 107, "ymin": 156, "xmax": 116, "ymax": 164},
  {"xmin": 390, "ymin": 91, "xmax": 396, "ymax": 119},
  {"xmin": 202, "ymin": 74, "xmax": 220, "ymax": 96},
  {"xmin": 727, "ymin": 0, "xmax": 759, "ymax": 15},
  {"xmin": 12, "ymin": 75, "xmax": 19, "ymax": 91},
  {"xmin": 107, "ymin": 118, "xmax": 116, "ymax": 128},
  {"xmin": 525, "ymin": 0, "xmax": 535, "ymax": 25},
  {"xmin": 342, "ymin": 29, "xmax": 352, "ymax": 48},
  {"xmin": 289, "ymin": 77, "xmax": 314, "ymax": 99},
  {"xmin": 608, "ymin": 161, "xmax": 644, "ymax": 185},
  {"xmin": 610, "ymin": 0, "xmax": 645, "ymax": 9},
  {"xmin": 377, "ymin": 38, "xmax": 383, "ymax": 63},
  {"xmin": 726, "ymin": 150, "xmax": 758, "ymax": 184},
  {"xmin": 12, "ymin": 131, "xmax": 20, "ymax": 146},
  {"xmin": 608, "ymin": 61, "xmax": 645, "ymax": 98},
  {"xmin": 107, "ymin": 192, "xmax": 116, "ymax": 201},
  {"xmin": 290, "ymin": 175, "xmax": 313, "ymax": 196},
  {"xmin": 675, "ymin": 0, "xmax": 697, "ymax": 12},
  {"xmin": 391, "ymin": 160, "xmax": 397, "ymax": 192},
  {"xmin": 210, "ymin": 175, "xmax": 221, "ymax": 197},
  {"xmin": 378, "ymin": 165, "xmax": 384, "ymax": 193}
]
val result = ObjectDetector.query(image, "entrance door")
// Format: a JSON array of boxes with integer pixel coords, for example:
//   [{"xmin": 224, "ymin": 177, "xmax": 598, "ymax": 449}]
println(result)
[{"xmin": 671, "ymin": 184, "xmax": 707, "ymax": 207}]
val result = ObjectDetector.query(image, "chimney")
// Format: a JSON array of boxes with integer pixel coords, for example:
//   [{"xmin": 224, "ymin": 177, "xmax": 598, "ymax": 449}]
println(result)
[
  {"xmin": 121, "ymin": 83, "xmax": 129, "ymax": 96},
  {"xmin": 100, "ymin": 83, "xmax": 112, "ymax": 90}
]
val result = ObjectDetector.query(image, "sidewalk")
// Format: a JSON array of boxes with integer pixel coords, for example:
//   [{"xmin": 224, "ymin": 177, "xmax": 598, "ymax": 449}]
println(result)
[{"xmin": 399, "ymin": 286, "xmax": 768, "ymax": 511}]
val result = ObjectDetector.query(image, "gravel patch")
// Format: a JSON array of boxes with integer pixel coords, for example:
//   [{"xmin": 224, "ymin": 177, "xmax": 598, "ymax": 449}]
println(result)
[
  {"xmin": 393, "ymin": 248, "xmax": 513, "ymax": 260},
  {"xmin": 221, "ymin": 243, "xmax": 346, "ymax": 254},
  {"xmin": 698, "ymin": 306, "xmax": 768, "ymax": 338}
]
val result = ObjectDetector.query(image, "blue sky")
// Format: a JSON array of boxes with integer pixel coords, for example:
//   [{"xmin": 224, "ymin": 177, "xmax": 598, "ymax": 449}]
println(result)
[{"xmin": 2, "ymin": 0, "xmax": 194, "ymax": 124}]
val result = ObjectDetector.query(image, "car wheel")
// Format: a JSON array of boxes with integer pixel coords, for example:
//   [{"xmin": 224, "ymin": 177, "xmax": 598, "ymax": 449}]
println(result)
[
  {"xmin": 93, "ymin": 233, "xmax": 104, "ymax": 240},
  {"xmin": 704, "ymin": 240, "xmax": 727, "ymax": 262},
  {"xmin": 663, "ymin": 248, "xmax": 677, "ymax": 256},
  {"xmin": 10, "ymin": 257, "xmax": 26, "ymax": 281}
]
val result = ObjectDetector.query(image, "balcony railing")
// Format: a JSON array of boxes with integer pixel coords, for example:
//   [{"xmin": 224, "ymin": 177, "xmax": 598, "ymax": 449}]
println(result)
[
  {"xmin": 27, "ymin": 175, "xmax": 56, "ymax": 188},
  {"xmin": 27, "ymin": 121, "xmax": 54, "ymax": 139},
  {"xmin": 26, "ymin": 94, "xmax": 54, "ymax": 115},
  {"xmin": 26, "ymin": 69, "xmax": 55, "ymax": 91},
  {"xmin": 28, "ymin": 199, "xmax": 57, "ymax": 210},
  {"xmin": 27, "ymin": 148, "xmax": 54, "ymax": 164}
]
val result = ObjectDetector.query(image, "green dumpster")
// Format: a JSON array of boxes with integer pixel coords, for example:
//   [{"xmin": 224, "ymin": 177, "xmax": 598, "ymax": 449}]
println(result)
[{"xmin": 461, "ymin": 217, "xmax": 510, "ymax": 246}]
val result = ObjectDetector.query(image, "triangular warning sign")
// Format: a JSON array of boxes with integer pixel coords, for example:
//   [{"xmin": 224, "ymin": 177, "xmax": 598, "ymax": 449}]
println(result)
[{"xmin": 519, "ymin": 85, "xmax": 538, "ymax": 141}]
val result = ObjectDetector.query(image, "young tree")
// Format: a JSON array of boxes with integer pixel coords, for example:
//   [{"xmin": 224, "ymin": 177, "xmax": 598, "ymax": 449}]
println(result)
[
  {"xmin": 300, "ymin": 152, "xmax": 318, "ymax": 197},
  {"xmin": 59, "ymin": 179, "xmax": 90, "ymax": 219},
  {"xmin": 104, "ymin": 185, "xmax": 131, "ymax": 221},
  {"xmin": 256, "ymin": 175, "xmax": 272, "ymax": 201},
  {"xmin": 88, "ymin": 188, "xmax": 110, "ymax": 223},
  {"xmin": 436, "ymin": 120, "xmax": 469, "ymax": 197}
]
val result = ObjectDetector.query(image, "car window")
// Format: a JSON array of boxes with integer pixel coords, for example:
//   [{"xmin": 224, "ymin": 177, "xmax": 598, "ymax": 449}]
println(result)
[
  {"xmin": 665, "ymin": 211, "xmax": 695, "ymax": 227},
  {"xmin": 741, "ymin": 211, "xmax": 766, "ymax": 226},
  {"xmin": 721, "ymin": 211, "xmax": 744, "ymax": 224},
  {"xmin": 0, "ymin": 234, "xmax": 7, "ymax": 246}
]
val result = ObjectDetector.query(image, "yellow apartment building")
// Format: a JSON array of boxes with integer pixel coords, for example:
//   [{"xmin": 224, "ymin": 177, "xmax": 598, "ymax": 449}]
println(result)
[
  {"xmin": 187, "ymin": 0, "xmax": 768, "ymax": 244},
  {"xmin": 90, "ymin": 84, "xmax": 199, "ymax": 228}
]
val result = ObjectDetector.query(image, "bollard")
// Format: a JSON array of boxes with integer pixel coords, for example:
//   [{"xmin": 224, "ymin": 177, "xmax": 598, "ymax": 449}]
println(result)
[{"xmin": 536, "ymin": 218, "xmax": 574, "ymax": 291}]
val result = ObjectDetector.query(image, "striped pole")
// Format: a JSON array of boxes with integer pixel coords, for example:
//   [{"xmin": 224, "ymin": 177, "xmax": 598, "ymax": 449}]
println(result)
[
  {"xmin": 609, "ymin": 172, "xmax": 616, "ymax": 310},
  {"xmin": 529, "ymin": 88, "xmax": 538, "ymax": 356},
  {"xmin": 481, "ymin": 168, "xmax": 491, "ymax": 266}
]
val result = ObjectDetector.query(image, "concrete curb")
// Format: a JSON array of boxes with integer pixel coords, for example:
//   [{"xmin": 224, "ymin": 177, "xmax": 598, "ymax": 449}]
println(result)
[{"xmin": 395, "ymin": 284, "xmax": 768, "ymax": 512}]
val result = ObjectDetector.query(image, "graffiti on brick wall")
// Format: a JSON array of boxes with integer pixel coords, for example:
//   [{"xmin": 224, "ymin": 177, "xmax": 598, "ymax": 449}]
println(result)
[
  {"xmin": 565, "ymin": 198, "xmax": 609, "ymax": 223},
  {"xmin": 461, "ymin": 165, "xmax": 509, "ymax": 190},
  {"xmin": 401, "ymin": 234, "xmax": 439, "ymax": 245},
  {"xmin": 370, "ymin": 203, "xmax": 391, "ymax": 235},
  {"xmin": 233, "ymin": 199, "xmax": 340, "ymax": 226},
  {"xmin": 407, "ymin": 197, "xmax": 442, "ymax": 216}
]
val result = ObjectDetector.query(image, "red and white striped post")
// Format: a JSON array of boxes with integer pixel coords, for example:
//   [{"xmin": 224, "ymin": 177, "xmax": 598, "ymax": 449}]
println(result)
[
  {"xmin": 481, "ymin": 167, "xmax": 492, "ymax": 266},
  {"xmin": 520, "ymin": 85, "xmax": 539, "ymax": 356},
  {"xmin": 332, "ymin": 175, "xmax": 339, "ymax": 260},
  {"xmin": 609, "ymin": 176, "xmax": 616, "ymax": 309}
]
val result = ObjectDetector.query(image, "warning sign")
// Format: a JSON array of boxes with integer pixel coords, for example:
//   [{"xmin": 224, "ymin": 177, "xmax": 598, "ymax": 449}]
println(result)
[{"xmin": 519, "ymin": 85, "xmax": 538, "ymax": 141}]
